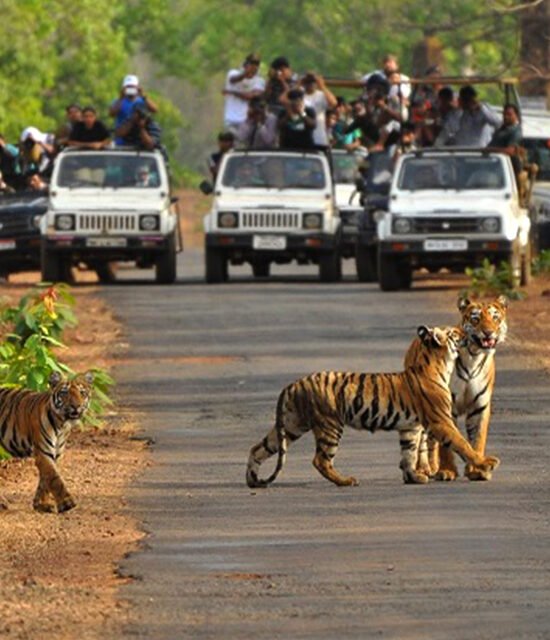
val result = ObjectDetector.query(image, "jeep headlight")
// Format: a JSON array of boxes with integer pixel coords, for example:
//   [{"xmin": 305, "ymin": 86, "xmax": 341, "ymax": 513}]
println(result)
[
  {"xmin": 392, "ymin": 217, "xmax": 412, "ymax": 234},
  {"xmin": 303, "ymin": 213, "xmax": 323, "ymax": 229},
  {"xmin": 480, "ymin": 217, "xmax": 500, "ymax": 233},
  {"xmin": 218, "ymin": 211, "xmax": 238, "ymax": 228},
  {"xmin": 139, "ymin": 214, "xmax": 160, "ymax": 231},
  {"xmin": 55, "ymin": 214, "xmax": 75, "ymax": 231}
]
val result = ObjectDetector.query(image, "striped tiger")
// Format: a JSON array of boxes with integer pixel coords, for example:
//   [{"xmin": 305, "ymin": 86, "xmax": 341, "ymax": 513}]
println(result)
[
  {"xmin": 246, "ymin": 325, "xmax": 500, "ymax": 488},
  {"xmin": 0, "ymin": 371, "xmax": 93, "ymax": 512},
  {"xmin": 403, "ymin": 296, "xmax": 508, "ymax": 482}
]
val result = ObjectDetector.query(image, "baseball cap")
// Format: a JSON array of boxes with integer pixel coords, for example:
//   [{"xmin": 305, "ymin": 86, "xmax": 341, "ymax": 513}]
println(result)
[
  {"xmin": 122, "ymin": 74, "xmax": 139, "ymax": 88},
  {"xmin": 20, "ymin": 126, "xmax": 48, "ymax": 144}
]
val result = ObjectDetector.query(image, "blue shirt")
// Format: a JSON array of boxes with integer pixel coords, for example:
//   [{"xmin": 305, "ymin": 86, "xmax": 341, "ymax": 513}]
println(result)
[{"xmin": 111, "ymin": 96, "xmax": 147, "ymax": 145}]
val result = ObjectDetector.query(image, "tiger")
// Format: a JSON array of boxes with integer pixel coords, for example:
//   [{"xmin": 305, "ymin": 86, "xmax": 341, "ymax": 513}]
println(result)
[
  {"xmin": 0, "ymin": 371, "xmax": 93, "ymax": 512},
  {"xmin": 401, "ymin": 296, "xmax": 508, "ymax": 482},
  {"xmin": 246, "ymin": 325, "xmax": 500, "ymax": 488}
]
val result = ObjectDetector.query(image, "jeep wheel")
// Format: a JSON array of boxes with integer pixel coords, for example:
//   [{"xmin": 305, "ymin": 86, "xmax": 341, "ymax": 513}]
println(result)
[
  {"xmin": 205, "ymin": 247, "xmax": 227, "ymax": 283},
  {"xmin": 355, "ymin": 246, "xmax": 378, "ymax": 282},
  {"xmin": 378, "ymin": 251, "xmax": 411, "ymax": 291},
  {"xmin": 156, "ymin": 232, "xmax": 177, "ymax": 284},
  {"xmin": 41, "ymin": 241, "xmax": 61, "ymax": 282},
  {"xmin": 319, "ymin": 251, "xmax": 342, "ymax": 283},
  {"xmin": 252, "ymin": 261, "xmax": 270, "ymax": 278}
]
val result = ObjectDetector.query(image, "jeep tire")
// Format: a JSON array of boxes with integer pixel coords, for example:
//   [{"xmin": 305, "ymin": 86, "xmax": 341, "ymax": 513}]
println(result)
[
  {"xmin": 319, "ymin": 250, "xmax": 342, "ymax": 283},
  {"xmin": 205, "ymin": 246, "xmax": 227, "ymax": 284},
  {"xmin": 40, "ymin": 241, "xmax": 71, "ymax": 283},
  {"xmin": 378, "ymin": 251, "xmax": 412, "ymax": 291},
  {"xmin": 355, "ymin": 245, "xmax": 378, "ymax": 282},
  {"xmin": 156, "ymin": 231, "xmax": 177, "ymax": 284}
]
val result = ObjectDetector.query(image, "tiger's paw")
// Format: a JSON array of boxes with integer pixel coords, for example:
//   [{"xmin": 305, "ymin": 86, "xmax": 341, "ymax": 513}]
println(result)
[
  {"xmin": 341, "ymin": 476, "xmax": 359, "ymax": 487},
  {"xmin": 57, "ymin": 495, "xmax": 77, "ymax": 513},
  {"xmin": 416, "ymin": 463, "xmax": 434, "ymax": 478},
  {"xmin": 401, "ymin": 465, "xmax": 430, "ymax": 484},
  {"xmin": 33, "ymin": 499, "xmax": 56, "ymax": 513},
  {"xmin": 468, "ymin": 456, "xmax": 500, "ymax": 479},
  {"xmin": 434, "ymin": 468, "xmax": 458, "ymax": 482}
]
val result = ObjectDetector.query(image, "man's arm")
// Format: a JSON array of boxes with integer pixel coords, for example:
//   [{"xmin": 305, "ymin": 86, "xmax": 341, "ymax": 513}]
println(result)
[{"xmin": 316, "ymin": 75, "xmax": 337, "ymax": 109}]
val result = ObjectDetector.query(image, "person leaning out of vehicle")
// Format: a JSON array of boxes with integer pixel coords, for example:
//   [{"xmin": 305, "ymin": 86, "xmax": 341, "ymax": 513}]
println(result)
[{"xmin": 67, "ymin": 106, "xmax": 111, "ymax": 150}]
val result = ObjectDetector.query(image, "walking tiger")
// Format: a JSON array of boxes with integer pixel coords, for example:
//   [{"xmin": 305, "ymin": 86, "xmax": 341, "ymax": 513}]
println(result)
[
  {"xmin": 0, "ymin": 371, "xmax": 93, "ymax": 512},
  {"xmin": 246, "ymin": 325, "xmax": 500, "ymax": 488}
]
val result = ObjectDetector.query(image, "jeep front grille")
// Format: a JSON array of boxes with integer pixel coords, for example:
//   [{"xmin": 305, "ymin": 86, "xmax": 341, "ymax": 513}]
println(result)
[
  {"xmin": 412, "ymin": 217, "xmax": 481, "ymax": 233},
  {"xmin": 240, "ymin": 210, "xmax": 301, "ymax": 230},
  {"xmin": 77, "ymin": 214, "xmax": 137, "ymax": 232}
]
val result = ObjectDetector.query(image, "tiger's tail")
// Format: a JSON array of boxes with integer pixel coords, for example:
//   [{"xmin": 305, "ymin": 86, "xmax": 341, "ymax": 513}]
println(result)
[{"xmin": 246, "ymin": 394, "xmax": 288, "ymax": 488}]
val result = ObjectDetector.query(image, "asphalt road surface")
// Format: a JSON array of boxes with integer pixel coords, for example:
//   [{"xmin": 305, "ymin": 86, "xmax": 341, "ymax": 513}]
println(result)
[{"xmin": 101, "ymin": 251, "xmax": 550, "ymax": 640}]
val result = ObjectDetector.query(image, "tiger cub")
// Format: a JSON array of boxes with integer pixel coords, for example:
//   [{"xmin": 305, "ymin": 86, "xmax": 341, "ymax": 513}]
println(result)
[
  {"xmin": 0, "ymin": 371, "xmax": 93, "ymax": 512},
  {"xmin": 402, "ymin": 296, "xmax": 508, "ymax": 482},
  {"xmin": 246, "ymin": 325, "xmax": 500, "ymax": 488}
]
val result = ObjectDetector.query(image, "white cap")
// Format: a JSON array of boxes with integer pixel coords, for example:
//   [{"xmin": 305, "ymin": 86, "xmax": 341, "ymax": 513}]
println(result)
[
  {"xmin": 122, "ymin": 74, "xmax": 139, "ymax": 88},
  {"xmin": 20, "ymin": 126, "xmax": 48, "ymax": 144}
]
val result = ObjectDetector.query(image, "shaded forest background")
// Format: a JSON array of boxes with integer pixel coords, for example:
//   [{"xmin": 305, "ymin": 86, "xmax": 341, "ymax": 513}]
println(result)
[{"xmin": 1, "ymin": 0, "xmax": 549, "ymax": 177}]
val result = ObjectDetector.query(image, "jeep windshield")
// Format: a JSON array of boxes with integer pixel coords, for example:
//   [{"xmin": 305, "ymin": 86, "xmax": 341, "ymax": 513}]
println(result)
[
  {"xmin": 57, "ymin": 153, "xmax": 161, "ymax": 188},
  {"xmin": 221, "ymin": 154, "xmax": 326, "ymax": 189},
  {"xmin": 398, "ymin": 156, "xmax": 505, "ymax": 191}
]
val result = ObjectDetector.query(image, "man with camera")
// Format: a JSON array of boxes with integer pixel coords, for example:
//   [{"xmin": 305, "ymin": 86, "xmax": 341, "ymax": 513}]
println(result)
[
  {"xmin": 115, "ymin": 106, "xmax": 162, "ymax": 151},
  {"xmin": 301, "ymin": 72, "xmax": 337, "ymax": 147},
  {"xmin": 278, "ymin": 88, "xmax": 316, "ymax": 150},
  {"xmin": 236, "ymin": 98, "xmax": 278, "ymax": 149},
  {"xmin": 110, "ymin": 74, "xmax": 158, "ymax": 146},
  {"xmin": 223, "ymin": 54, "xmax": 265, "ymax": 135},
  {"xmin": 67, "ymin": 106, "xmax": 111, "ymax": 150}
]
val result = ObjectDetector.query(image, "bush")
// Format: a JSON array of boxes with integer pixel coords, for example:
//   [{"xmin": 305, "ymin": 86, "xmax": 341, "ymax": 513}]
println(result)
[
  {"xmin": 532, "ymin": 249, "xmax": 550, "ymax": 276},
  {"xmin": 0, "ymin": 284, "xmax": 114, "ymax": 458},
  {"xmin": 462, "ymin": 259, "xmax": 525, "ymax": 300}
]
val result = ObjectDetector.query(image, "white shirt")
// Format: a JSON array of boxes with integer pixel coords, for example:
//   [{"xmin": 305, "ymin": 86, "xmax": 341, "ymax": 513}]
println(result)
[
  {"xmin": 304, "ymin": 90, "xmax": 329, "ymax": 146},
  {"xmin": 224, "ymin": 69, "xmax": 265, "ymax": 125}
]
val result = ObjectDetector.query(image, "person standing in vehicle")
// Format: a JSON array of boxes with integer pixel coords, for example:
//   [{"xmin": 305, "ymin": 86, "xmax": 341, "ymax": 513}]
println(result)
[
  {"xmin": 67, "ymin": 106, "xmax": 111, "ymax": 150},
  {"xmin": 208, "ymin": 131, "xmax": 235, "ymax": 181},
  {"xmin": 236, "ymin": 98, "xmax": 278, "ymax": 149},
  {"xmin": 223, "ymin": 54, "xmax": 265, "ymax": 135},
  {"xmin": 264, "ymin": 56, "xmax": 297, "ymax": 115},
  {"xmin": 278, "ymin": 89, "xmax": 316, "ymax": 150},
  {"xmin": 301, "ymin": 73, "xmax": 337, "ymax": 147},
  {"xmin": 437, "ymin": 85, "xmax": 500, "ymax": 147},
  {"xmin": 110, "ymin": 75, "xmax": 158, "ymax": 145}
]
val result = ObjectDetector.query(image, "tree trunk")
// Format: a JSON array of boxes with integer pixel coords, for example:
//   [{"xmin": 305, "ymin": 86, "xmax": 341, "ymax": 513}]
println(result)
[{"xmin": 519, "ymin": 0, "xmax": 550, "ymax": 109}]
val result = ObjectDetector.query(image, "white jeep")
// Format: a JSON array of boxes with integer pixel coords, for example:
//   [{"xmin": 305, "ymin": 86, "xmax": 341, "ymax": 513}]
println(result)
[
  {"xmin": 41, "ymin": 148, "xmax": 180, "ymax": 283},
  {"xmin": 201, "ymin": 149, "xmax": 341, "ymax": 282},
  {"xmin": 376, "ymin": 149, "xmax": 532, "ymax": 290}
]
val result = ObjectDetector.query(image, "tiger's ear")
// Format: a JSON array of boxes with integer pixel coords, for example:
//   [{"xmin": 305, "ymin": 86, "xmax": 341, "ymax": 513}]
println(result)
[
  {"xmin": 48, "ymin": 371, "xmax": 63, "ymax": 388},
  {"xmin": 417, "ymin": 325, "xmax": 433, "ymax": 345},
  {"xmin": 496, "ymin": 295, "xmax": 508, "ymax": 309},
  {"xmin": 457, "ymin": 296, "xmax": 470, "ymax": 312},
  {"xmin": 83, "ymin": 371, "xmax": 94, "ymax": 385}
]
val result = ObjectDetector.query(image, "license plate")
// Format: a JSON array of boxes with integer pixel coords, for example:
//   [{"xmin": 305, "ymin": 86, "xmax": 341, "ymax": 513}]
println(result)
[
  {"xmin": 252, "ymin": 235, "xmax": 287, "ymax": 250},
  {"xmin": 86, "ymin": 237, "xmax": 127, "ymax": 248},
  {"xmin": 0, "ymin": 240, "xmax": 16, "ymax": 251},
  {"xmin": 424, "ymin": 239, "xmax": 468, "ymax": 251}
]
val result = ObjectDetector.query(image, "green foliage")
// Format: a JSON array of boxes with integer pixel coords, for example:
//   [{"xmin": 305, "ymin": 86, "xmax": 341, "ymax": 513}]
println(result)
[
  {"xmin": 532, "ymin": 249, "xmax": 550, "ymax": 276},
  {"xmin": 0, "ymin": 285, "xmax": 115, "ymax": 459},
  {"xmin": 462, "ymin": 259, "xmax": 524, "ymax": 300}
]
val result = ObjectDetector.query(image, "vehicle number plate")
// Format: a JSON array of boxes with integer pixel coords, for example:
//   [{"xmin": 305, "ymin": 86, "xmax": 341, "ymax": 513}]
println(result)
[
  {"xmin": 424, "ymin": 239, "xmax": 468, "ymax": 251},
  {"xmin": 86, "ymin": 237, "xmax": 127, "ymax": 248},
  {"xmin": 0, "ymin": 240, "xmax": 16, "ymax": 251},
  {"xmin": 253, "ymin": 235, "xmax": 287, "ymax": 250}
]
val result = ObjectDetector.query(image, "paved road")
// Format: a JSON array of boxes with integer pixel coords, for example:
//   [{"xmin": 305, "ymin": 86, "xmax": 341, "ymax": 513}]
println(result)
[{"xmin": 101, "ymin": 251, "xmax": 550, "ymax": 640}]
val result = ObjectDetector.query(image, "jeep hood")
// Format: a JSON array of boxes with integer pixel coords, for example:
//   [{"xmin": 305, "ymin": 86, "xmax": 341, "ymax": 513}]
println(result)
[
  {"xmin": 50, "ymin": 189, "xmax": 166, "ymax": 211},
  {"xmin": 390, "ymin": 191, "xmax": 510, "ymax": 214},
  {"xmin": 214, "ymin": 191, "xmax": 331, "ymax": 210}
]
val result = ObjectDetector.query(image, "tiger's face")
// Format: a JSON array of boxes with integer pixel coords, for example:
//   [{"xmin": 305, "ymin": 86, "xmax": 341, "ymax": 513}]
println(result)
[
  {"xmin": 417, "ymin": 325, "xmax": 465, "ymax": 364},
  {"xmin": 49, "ymin": 371, "xmax": 93, "ymax": 421},
  {"xmin": 458, "ymin": 296, "xmax": 508, "ymax": 351}
]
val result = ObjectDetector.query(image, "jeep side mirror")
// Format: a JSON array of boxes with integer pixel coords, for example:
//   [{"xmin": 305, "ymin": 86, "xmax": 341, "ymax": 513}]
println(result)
[
  {"xmin": 170, "ymin": 196, "xmax": 179, "ymax": 204},
  {"xmin": 199, "ymin": 180, "xmax": 214, "ymax": 195}
]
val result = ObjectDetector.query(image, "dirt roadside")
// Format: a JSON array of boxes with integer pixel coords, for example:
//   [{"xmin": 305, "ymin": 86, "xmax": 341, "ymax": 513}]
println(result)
[
  {"xmin": 0, "ymin": 188, "xmax": 547, "ymax": 639},
  {"xmin": 0, "ymin": 276, "xmax": 149, "ymax": 640}
]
